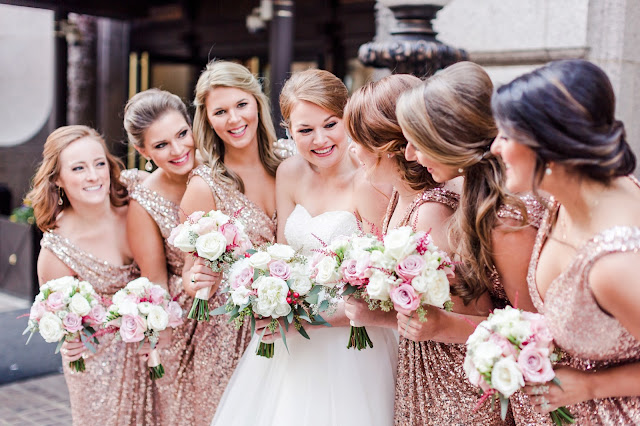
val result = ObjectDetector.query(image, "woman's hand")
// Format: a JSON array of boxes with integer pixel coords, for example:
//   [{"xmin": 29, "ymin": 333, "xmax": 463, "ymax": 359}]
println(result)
[
  {"xmin": 185, "ymin": 257, "xmax": 222, "ymax": 296},
  {"xmin": 523, "ymin": 367, "xmax": 593, "ymax": 413},
  {"xmin": 396, "ymin": 305, "xmax": 441, "ymax": 342},
  {"xmin": 344, "ymin": 296, "xmax": 397, "ymax": 329},
  {"xmin": 60, "ymin": 338, "xmax": 87, "ymax": 363},
  {"xmin": 138, "ymin": 328, "xmax": 173, "ymax": 360},
  {"xmin": 254, "ymin": 317, "xmax": 292, "ymax": 343}
]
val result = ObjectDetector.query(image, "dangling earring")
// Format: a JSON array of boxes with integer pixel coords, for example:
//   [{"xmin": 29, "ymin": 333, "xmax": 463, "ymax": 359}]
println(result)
[
  {"xmin": 457, "ymin": 168, "xmax": 464, "ymax": 174},
  {"xmin": 57, "ymin": 187, "xmax": 64, "ymax": 206},
  {"xmin": 544, "ymin": 163, "xmax": 552, "ymax": 176},
  {"xmin": 145, "ymin": 159, "xmax": 153, "ymax": 172}
]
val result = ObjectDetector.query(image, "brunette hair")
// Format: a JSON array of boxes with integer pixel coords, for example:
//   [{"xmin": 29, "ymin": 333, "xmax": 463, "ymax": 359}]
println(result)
[
  {"xmin": 279, "ymin": 69, "xmax": 349, "ymax": 130},
  {"xmin": 193, "ymin": 60, "xmax": 281, "ymax": 192},
  {"xmin": 27, "ymin": 125, "xmax": 128, "ymax": 232},
  {"xmin": 397, "ymin": 61, "xmax": 527, "ymax": 304},
  {"xmin": 492, "ymin": 59, "xmax": 635, "ymax": 189},
  {"xmin": 123, "ymin": 88, "xmax": 191, "ymax": 149},
  {"xmin": 344, "ymin": 74, "xmax": 437, "ymax": 191}
]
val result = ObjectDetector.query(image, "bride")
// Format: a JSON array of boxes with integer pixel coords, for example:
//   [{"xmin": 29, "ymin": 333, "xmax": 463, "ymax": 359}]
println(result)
[{"xmin": 211, "ymin": 69, "xmax": 397, "ymax": 425}]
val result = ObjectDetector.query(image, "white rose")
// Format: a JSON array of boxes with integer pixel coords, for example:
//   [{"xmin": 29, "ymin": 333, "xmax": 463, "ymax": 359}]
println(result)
[
  {"xmin": 368, "ymin": 249, "xmax": 396, "ymax": 271},
  {"xmin": 383, "ymin": 226, "xmax": 415, "ymax": 261},
  {"xmin": 47, "ymin": 276, "xmax": 77, "ymax": 293},
  {"xmin": 207, "ymin": 210, "xmax": 231, "ymax": 226},
  {"xmin": 491, "ymin": 357, "xmax": 524, "ymax": 397},
  {"xmin": 118, "ymin": 299, "xmax": 139, "ymax": 316},
  {"xmin": 172, "ymin": 224, "xmax": 196, "ymax": 252},
  {"xmin": 416, "ymin": 269, "xmax": 451, "ymax": 308},
  {"xmin": 466, "ymin": 325, "xmax": 491, "ymax": 351},
  {"xmin": 266, "ymin": 243, "xmax": 296, "ymax": 261},
  {"xmin": 348, "ymin": 235, "xmax": 378, "ymax": 253},
  {"xmin": 78, "ymin": 281, "xmax": 94, "ymax": 296},
  {"xmin": 195, "ymin": 231, "xmax": 228, "ymax": 261},
  {"xmin": 137, "ymin": 301, "xmax": 152, "ymax": 315},
  {"xmin": 112, "ymin": 289, "xmax": 127, "ymax": 306},
  {"xmin": 68, "ymin": 293, "xmax": 91, "ymax": 316},
  {"xmin": 504, "ymin": 320, "xmax": 532, "ymax": 344},
  {"xmin": 471, "ymin": 341, "xmax": 503, "ymax": 374},
  {"xmin": 366, "ymin": 270, "xmax": 394, "ymax": 301},
  {"xmin": 328, "ymin": 235, "xmax": 351, "ymax": 253},
  {"xmin": 314, "ymin": 256, "xmax": 339, "ymax": 286},
  {"xmin": 249, "ymin": 251, "xmax": 272, "ymax": 270},
  {"xmin": 193, "ymin": 216, "xmax": 217, "ymax": 235},
  {"xmin": 288, "ymin": 263, "xmax": 312, "ymax": 296},
  {"xmin": 231, "ymin": 286, "xmax": 252, "ymax": 306},
  {"xmin": 39, "ymin": 312, "xmax": 65, "ymax": 343},
  {"xmin": 252, "ymin": 276, "xmax": 289, "ymax": 318},
  {"xmin": 126, "ymin": 277, "xmax": 152, "ymax": 295},
  {"xmin": 147, "ymin": 305, "xmax": 169, "ymax": 331},
  {"xmin": 422, "ymin": 250, "xmax": 444, "ymax": 270},
  {"xmin": 274, "ymin": 302, "xmax": 292, "ymax": 317}
]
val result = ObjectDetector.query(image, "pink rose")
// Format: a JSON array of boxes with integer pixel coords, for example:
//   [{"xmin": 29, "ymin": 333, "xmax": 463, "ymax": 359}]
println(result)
[
  {"xmin": 232, "ymin": 238, "xmax": 253, "ymax": 257},
  {"xmin": 355, "ymin": 253, "xmax": 373, "ymax": 279},
  {"xmin": 522, "ymin": 313, "xmax": 554, "ymax": 348},
  {"xmin": 166, "ymin": 301, "xmax": 184, "ymax": 327},
  {"xmin": 149, "ymin": 287, "xmax": 166, "ymax": 305},
  {"xmin": 62, "ymin": 312, "xmax": 84, "ymax": 333},
  {"xmin": 489, "ymin": 333, "xmax": 519, "ymax": 358},
  {"xmin": 119, "ymin": 314, "xmax": 147, "ymax": 343},
  {"xmin": 188, "ymin": 211, "xmax": 204, "ymax": 223},
  {"xmin": 269, "ymin": 260, "xmax": 291, "ymax": 280},
  {"xmin": 232, "ymin": 267, "xmax": 254, "ymax": 289},
  {"xmin": 30, "ymin": 301, "xmax": 45, "ymax": 320},
  {"xmin": 341, "ymin": 259, "xmax": 361, "ymax": 283},
  {"xmin": 390, "ymin": 284, "xmax": 420, "ymax": 311},
  {"xmin": 220, "ymin": 223, "xmax": 240, "ymax": 248},
  {"xmin": 395, "ymin": 254, "xmax": 426, "ymax": 281},
  {"xmin": 45, "ymin": 291, "xmax": 66, "ymax": 312},
  {"xmin": 194, "ymin": 217, "xmax": 217, "ymax": 235},
  {"xmin": 167, "ymin": 223, "xmax": 183, "ymax": 246},
  {"xmin": 517, "ymin": 344, "xmax": 555, "ymax": 383},
  {"xmin": 86, "ymin": 304, "xmax": 106, "ymax": 326},
  {"xmin": 310, "ymin": 252, "xmax": 324, "ymax": 270}
]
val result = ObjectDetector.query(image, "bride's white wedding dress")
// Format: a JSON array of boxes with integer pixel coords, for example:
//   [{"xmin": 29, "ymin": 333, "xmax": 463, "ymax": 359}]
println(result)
[{"xmin": 211, "ymin": 204, "xmax": 398, "ymax": 426}]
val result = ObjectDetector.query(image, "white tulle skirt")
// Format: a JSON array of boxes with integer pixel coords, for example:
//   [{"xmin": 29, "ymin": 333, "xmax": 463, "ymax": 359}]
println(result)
[{"xmin": 211, "ymin": 325, "xmax": 398, "ymax": 426}]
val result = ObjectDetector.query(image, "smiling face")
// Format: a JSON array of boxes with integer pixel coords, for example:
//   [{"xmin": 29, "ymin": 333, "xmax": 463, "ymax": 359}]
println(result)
[
  {"xmin": 402, "ymin": 134, "xmax": 460, "ymax": 183},
  {"xmin": 289, "ymin": 100, "xmax": 348, "ymax": 169},
  {"xmin": 139, "ymin": 110, "xmax": 195, "ymax": 177},
  {"xmin": 205, "ymin": 86, "xmax": 259, "ymax": 152},
  {"xmin": 490, "ymin": 130, "xmax": 537, "ymax": 192},
  {"xmin": 55, "ymin": 136, "xmax": 111, "ymax": 207}
]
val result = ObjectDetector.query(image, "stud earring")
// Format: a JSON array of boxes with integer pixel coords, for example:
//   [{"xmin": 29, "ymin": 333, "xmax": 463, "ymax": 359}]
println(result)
[
  {"xmin": 544, "ymin": 164, "xmax": 552, "ymax": 176},
  {"xmin": 457, "ymin": 168, "xmax": 464, "ymax": 174},
  {"xmin": 57, "ymin": 186, "xmax": 64, "ymax": 206},
  {"xmin": 145, "ymin": 159, "xmax": 153, "ymax": 172},
  {"xmin": 387, "ymin": 153, "xmax": 392, "ymax": 159}
]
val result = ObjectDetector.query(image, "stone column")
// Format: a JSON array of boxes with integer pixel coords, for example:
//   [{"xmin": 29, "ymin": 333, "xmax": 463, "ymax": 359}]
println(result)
[
  {"xmin": 67, "ymin": 14, "xmax": 98, "ymax": 127},
  {"xmin": 269, "ymin": 0, "xmax": 294, "ymax": 138}
]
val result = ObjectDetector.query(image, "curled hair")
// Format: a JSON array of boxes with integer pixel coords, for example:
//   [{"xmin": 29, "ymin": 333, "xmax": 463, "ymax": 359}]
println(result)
[
  {"xmin": 492, "ymin": 59, "xmax": 635, "ymax": 188},
  {"xmin": 27, "ymin": 125, "xmax": 128, "ymax": 232},
  {"xmin": 123, "ymin": 88, "xmax": 191, "ymax": 149},
  {"xmin": 344, "ymin": 74, "xmax": 437, "ymax": 191},
  {"xmin": 193, "ymin": 60, "xmax": 281, "ymax": 192},
  {"xmin": 397, "ymin": 61, "xmax": 527, "ymax": 304},
  {"xmin": 279, "ymin": 69, "xmax": 349, "ymax": 130}
]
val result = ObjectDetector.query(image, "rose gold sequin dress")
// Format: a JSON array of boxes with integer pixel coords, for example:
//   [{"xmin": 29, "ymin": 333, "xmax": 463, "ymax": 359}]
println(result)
[
  {"xmin": 527, "ymin": 198, "xmax": 640, "ymax": 425},
  {"xmin": 40, "ymin": 232, "xmax": 155, "ymax": 425},
  {"xmin": 392, "ymin": 191, "xmax": 546, "ymax": 426},
  {"xmin": 180, "ymin": 165, "xmax": 276, "ymax": 424}
]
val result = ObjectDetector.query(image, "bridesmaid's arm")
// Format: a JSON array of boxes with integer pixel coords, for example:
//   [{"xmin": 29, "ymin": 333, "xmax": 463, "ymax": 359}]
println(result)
[
  {"xmin": 274, "ymin": 156, "xmax": 299, "ymax": 244},
  {"xmin": 491, "ymin": 220, "xmax": 539, "ymax": 312},
  {"xmin": 179, "ymin": 175, "xmax": 220, "ymax": 298},
  {"xmin": 127, "ymin": 199, "xmax": 169, "ymax": 288}
]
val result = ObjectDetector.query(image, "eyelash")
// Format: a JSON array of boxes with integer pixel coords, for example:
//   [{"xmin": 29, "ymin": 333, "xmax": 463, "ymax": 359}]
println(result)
[
  {"xmin": 297, "ymin": 121, "xmax": 337, "ymax": 135},
  {"xmin": 213, "ymin": 102, "xmax": 248, "ymax": 117}
]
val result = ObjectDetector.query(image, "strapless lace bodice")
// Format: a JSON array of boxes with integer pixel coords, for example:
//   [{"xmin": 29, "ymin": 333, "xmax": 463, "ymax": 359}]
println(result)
[{"xmin": 284, "ymin": 205, "xmax": 358, "ymax": 256}]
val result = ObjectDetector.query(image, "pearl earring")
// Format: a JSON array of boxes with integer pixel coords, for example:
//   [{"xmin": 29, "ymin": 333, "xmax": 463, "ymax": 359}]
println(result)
[
  {"xmin": 544, "ymin": 164, "xmax": 552, "ymax": 176},
  {"xmin": 145, "ymin": 159, "xmax": 153, "ymax": 172},
  {"xmin": 387, "ymin": 153, "xmax": 392, "ymax": 159},
  {"xmin": 457, "ymin": 168, "xmax": 464, "ymax": 174}
]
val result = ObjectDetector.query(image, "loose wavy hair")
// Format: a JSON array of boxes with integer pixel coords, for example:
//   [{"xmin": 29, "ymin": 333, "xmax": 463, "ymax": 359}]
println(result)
[
  {"xmin": 397, "ymin": 61, "xmax": 527, "ymax": 304},
  {"xmin": 193, "ymin": 60, "xmax": 280, "ymax": 193},
  {"xmin": 27, "ymin": 125, "xmax": 128, "ymax": 232},
  {"xmin": 492, "ymin": 59, "xmax": 635, "ymax": 190},
  {"xmin": 344, "ymin": 74, "xmax": 437, "ymax": 191}
]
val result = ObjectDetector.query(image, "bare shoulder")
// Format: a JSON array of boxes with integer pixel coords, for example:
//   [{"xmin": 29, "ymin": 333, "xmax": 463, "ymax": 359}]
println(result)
[
  {"xmin": 276, "ymin": 154, "xmax": 308, "ymax": 179},
  {"xmin": 414, "ymin": 201, "xmax": 454, "ymax": 229},
  {"xmin": 492, "ymin": 219, "xmax": 537, "ymax": 249},
  {"xmin": 37, "ymin": 248, "xmax": 74, "ymax": 284},
  {"xmin": 590, "ymin": 251, "xmax": 640, "ymax": 301},
  {"xmin": 181, "ymin": 174, "xmax": 216, "ymax": 217}
]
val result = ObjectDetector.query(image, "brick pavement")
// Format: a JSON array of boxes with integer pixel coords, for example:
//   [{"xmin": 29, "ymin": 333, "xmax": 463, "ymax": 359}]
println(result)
[{"xmin": 0, "ymin": 373, "xmax": 71, "ymax": 425}]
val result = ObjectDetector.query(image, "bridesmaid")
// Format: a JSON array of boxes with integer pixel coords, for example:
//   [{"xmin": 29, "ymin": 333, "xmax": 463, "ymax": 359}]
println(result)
[
  {"xmin": 180, "ymin": 60, "xmax": 284, "ymax": 420},
  {"xmin": 492, "ymin": 59, "xmax": 640, "ymax": 424},
  {"xmin": 394, "ymin": 61, "xmax": 545, "ymax": 425},
  {"xmin": 121, "ymin": 88, "xmax": 203, "ymax": 424},
  {"xmin": 28, "ymin": 125, "xmax": 150, "ymax": 425}
]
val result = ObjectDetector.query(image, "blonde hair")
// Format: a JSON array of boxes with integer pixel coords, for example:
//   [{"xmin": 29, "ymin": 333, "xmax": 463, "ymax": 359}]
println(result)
[
  {"xmin": 27, "ymin": 125, "xmax": 128, "ymax": 232},
  {"xmin": 279, "ymin": 69, "xmax": 348, "ymax": 130},
  {"xmin": 397, "ymin": 62, "xmax": 527, "ymax": 304},
  {"xmin": 124, "ymin": 88, "xmax": 191, "ymax": 149},
  {"xmin": 344, "ymin": 74, "xmax": 437, "ymax": 191},
  {"xmin": 193, "ymin": 60, "xmax": 280, "ymax": 192}
]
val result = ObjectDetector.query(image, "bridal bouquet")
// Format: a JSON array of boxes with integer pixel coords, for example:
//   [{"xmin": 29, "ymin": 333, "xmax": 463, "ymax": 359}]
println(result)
[
  {"xmin": 463, "ymin": 306, "xmax": 574, "ymax": 425},
  {"xmin": 169, "ymin": 209, "xmax": 252, "ymax": 321},
  {"xmin": 24, "ymin": 276, "xmax": 105, "ymax": 372},
  {"xmin": 104, "ymin": 277, "xmax": 183, "ymax": 379},
  {"xmin": 212, "ymin": 243, "xmax": 335, "ymax": 358},
  {"xmin": 317, "ymin": 226, "xmax": 454, "ymax": 350}
]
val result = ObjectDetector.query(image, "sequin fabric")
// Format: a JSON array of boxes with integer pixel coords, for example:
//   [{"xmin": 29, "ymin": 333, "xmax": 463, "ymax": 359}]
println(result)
[
  {"xmin": 527, "ymin": 198, "xmax": 640, "ymax": 425},
  {"xmin": 121, "ymin": 169, "xmax": 210, "ymax": 424},
  {"xmin": 40, "ymin": 232, "xmax": 155, "ymax": 426},
  {"xmin": 175, "ymin": 165, "xmax": 276, "ymax": 424},
  {"xmin": 388, "ymin": 188, "xmax": 510, "ymax": 425}
]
